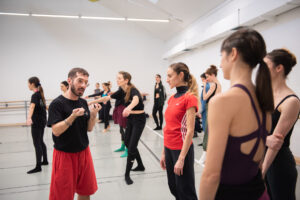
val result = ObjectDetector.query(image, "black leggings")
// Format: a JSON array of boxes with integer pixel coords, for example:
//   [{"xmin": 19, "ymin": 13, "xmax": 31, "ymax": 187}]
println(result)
[
  {"xmin": 165, "ymin": 145, "xmax": 197, "ymax": 200},
  {"xmin": 266, "ymin": 147, "xmax": 297, "ymax": 200},
  {"xmin": 98, "ymin": 103, "xmax": 103, "ymax": 120},
  {"xmin": 119, "ymin": 125, "xmax": 125, "ymax": 141},
  {"xmin": 152, "ymin": 102, "xmax": 163, "ymax": 127},
  {"xmin": 31, "ymin": 126, "xmax": 48, "ymax": 165},
  {"xmin": 124, "ymin": 114, "xmax": 146, "ymax": 174},
  {"xmin": 102, "ymin": 103, "xmax": 111, "ymax": 129}
]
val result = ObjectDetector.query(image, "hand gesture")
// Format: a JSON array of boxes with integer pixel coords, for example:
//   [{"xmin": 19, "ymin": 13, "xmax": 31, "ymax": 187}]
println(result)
[
  {"xmin": 72, "ymin": 107, "xmax": 85, "ymax": 117},
  {"xmin": 174, "ymin": 158, "xmax": 184, "ymax": 176},
  {"xmin": 89, "ymin": 104, "xmax": 102, "ymax": 117},
  {"xmin": 160, "ymin": 153, "xmax": 166, "ymax": 170},
  {"xmin": 84, "ymin": 96, "xmax": 89, "ymax": 99},
  {"xmin": 122, "ymin": 107, "xmax": 131, "ymax": 117}
]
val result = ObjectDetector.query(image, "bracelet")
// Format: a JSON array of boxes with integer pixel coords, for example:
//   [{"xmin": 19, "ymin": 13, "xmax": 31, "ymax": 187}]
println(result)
[{"xmin": 64, "ymin": 119, "xmax": 72, "ymax": 127}]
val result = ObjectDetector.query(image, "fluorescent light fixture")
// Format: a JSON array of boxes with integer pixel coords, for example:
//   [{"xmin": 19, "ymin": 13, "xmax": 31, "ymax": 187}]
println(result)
[
  {"xmin": 0, "ymin": 12, "xmax": 170, "ymax": 23},
  {"xmin": 81, "ymin": 16, "xmax": 125, "ymax": 21},
  {"xmin": 0, "ymin": 12, "xmax": 29, "ymax": 16},
  {"xmin": 127, "ymin": 18, "xmax": 169, "ymax": 22},
  {"xmin": 31, "ymin": 14, "xmax": 78, "ymax": 19}
]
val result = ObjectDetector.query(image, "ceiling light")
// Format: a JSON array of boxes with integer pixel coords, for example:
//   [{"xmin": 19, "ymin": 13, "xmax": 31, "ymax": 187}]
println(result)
[
  {"xmin": 31, "ymin": 14, "xmax": 78, "ymax": 19},
  {"xmin": 127, "ymin": 18, "xmax": 169, "ymax": 22},
  {"xmin": 0, "ymin": 12, "xmax": 29, "ymax": 16},
  {"xmin": 81, "ymin": 16, "xmax": 125, "ymax": 21},
  {"xmin": 0, "ymin": 12, "xmax": 169, "ymax": 23}
]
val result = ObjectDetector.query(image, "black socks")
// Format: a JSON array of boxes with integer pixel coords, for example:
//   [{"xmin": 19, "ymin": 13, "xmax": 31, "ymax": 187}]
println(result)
[
  {"xmin": 41, "ymin": 161, "xmax": 48, "ymax": 165},
  {"xmin": 27, "ymin": 166, "xmax": 42, "ymax": 174},
  {"xmin": 153, "ymin": 126, "xmax": 162, "ymax": 130},
  {"xmin": 125, "ymin": 175, "xmax": 133, "ymax": 185},
  {"xmin": 131, "ymin": 165, "xmax": 145, "ymax": 171}
]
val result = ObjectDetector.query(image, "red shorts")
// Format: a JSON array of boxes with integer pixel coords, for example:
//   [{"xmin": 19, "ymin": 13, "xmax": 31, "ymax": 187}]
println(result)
[{"xmin": 49, "ymin": 147, "xmax": 98, "ymax": 200}]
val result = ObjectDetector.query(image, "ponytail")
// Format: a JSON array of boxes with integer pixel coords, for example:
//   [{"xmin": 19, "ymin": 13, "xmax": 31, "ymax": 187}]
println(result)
[
  {"xmin": 221, "ymin": 28, "xmax": 274, "ymax": 113},
  {"xmin": 28, "ymin": 76, "xmax": 46, "ymax": 107},
  {"xmin": 38, "ymin": 85, "xmax": 46, "ymax": 107},
  {"xmin": 187, "ymin": 74, "xmax": 199, "ymax": 101},
  {"xmin": 255, "ymin": 61, "xmax": 274, "ymax": 112},
  {"xmin": 125, "ymin": 83, "xmax": 136, "ymax": 103}
]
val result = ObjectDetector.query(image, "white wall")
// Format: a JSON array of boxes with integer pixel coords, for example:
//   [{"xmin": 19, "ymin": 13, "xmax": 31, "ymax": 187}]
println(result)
[
  {"xmin": 167, "ymin": 7, "xmax": 300, "ymax": 156},
  {"xmin": 0, "ymin": 12, "xmax": 169, "ymax": 123}
]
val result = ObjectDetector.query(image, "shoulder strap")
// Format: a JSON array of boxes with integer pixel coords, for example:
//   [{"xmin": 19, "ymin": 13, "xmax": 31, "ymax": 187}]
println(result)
[
  {"xmin": 275, "ymin": 94, "xmax": 299, "ymax": 110},
  {"xmin": 213, "ymin": 82, "xmax": 217, "ymax": 93},
  {"xmin": 232, "ymin": 84, "xmax": 261, "ymax": 127}
]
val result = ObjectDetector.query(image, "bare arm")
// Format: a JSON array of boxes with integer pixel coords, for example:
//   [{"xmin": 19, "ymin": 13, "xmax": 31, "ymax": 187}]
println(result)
[
  {"xmin": 199, "ymin": 95, "xmax": 231, "ymax": 200},
  {"xmin": 123, "ymin": 96, "xmax": 139, "ymax": 117},
  {"xmin": 174, "ymin": 107, "xmax": 196, "ymax": 176},
  {"xmin": 160, "ymin": 147, "xmax": 166, "ymax": 170},
  {"xmin": 203, "ymin": 83, "xmax": 216, "ymax": 100},
  {"xmin": 88, "ymin": 96, "xmax": 111, "ymax": 105},
  {"xmin": 262, "ymin": 97, "xmax": 300, "ymax": 177},
  {"xmin": 26, "ymin": 103, "xmax": 35, "ymax": 125}
]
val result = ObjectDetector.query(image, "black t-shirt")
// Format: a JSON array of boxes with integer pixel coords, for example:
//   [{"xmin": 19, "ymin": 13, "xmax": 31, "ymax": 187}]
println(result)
[
  {"xmin": 110, "ymin": 87, "xmax": 125, "ymax": 107},
  {"xmin": 31, "ymin": 91, "xmax": 46, "ymax": 128},
  {"xmin": 125, "ymin": 87, "xmax": 144, "ymax": 110},
  {"xmin": 47, "ymin": 95, "xmax": 90, "ymax": 153}
]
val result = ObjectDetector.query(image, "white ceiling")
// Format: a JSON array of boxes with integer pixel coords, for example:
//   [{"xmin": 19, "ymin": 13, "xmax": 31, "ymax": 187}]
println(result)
[{"xmin": 0, "ymin": 0, "xmax": 227, "ymax": 40}]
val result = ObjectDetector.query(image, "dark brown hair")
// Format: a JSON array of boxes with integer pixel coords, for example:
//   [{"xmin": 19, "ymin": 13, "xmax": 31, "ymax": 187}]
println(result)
[
  {"xmin": 221, "ymin": 28, "xmax": 274, "ymax": 112},
  {"xmin": 28, "ymin": 77, "xmax": 46, "ymax": 106},
  {"xmin": 102, "ymin": 82, "xmax": 110, "ymax": 91},
  {"xmin": 200, "ymin": 73, "xmax": 206, "ymax": 79},
  {"xmin": 118, "ymin": 71, "xmax": 137, "ymax": 103},
  {"xmin": 266, "ymin": 48, "xmax": 297, "ymax": 77},
  {"xmin": 206, "ymin": 65, "xmax": 218, "ymax": 76},
  {"xmin": 169, "ymin": 62, "xmax": 199, "ymax": 100},
  {"xmin": 68, "ymin": 68, "xmax": 89, "ymax": 79},
  {"xmin": 61, "ymin": 81, "xmax": 69, "ymax": 89}
]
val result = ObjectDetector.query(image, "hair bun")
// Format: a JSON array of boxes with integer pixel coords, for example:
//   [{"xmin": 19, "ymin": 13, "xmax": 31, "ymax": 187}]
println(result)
[
  {"xmin": 282, "ymin": 48, "xmax": 297, "ymax": 68},
  {"xmin": 210, "ymin": 65, "xmax": 217, "ymax": 70}
]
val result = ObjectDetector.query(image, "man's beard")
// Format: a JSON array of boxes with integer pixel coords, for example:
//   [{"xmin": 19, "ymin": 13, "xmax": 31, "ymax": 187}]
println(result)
[{"xmin": 71, "ymin": 84, "xmax": 84, "ymax": 97}]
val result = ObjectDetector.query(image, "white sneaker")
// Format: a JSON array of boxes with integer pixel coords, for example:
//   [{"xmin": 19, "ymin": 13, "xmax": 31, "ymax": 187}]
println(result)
[{"xmin": 199, "ymin": 151, "xmax": 206, "ymax": 165}]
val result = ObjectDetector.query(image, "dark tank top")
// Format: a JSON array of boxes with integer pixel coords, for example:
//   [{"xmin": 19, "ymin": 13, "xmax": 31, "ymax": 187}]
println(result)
[
  {"xmin": 206, "ymin": 83, "xmax": 217, "ymax": 103},
  {"xmin": 271, "ymin": 94, "xmax": 299, "ymax": 147},
  {"xmin": 216, "ymin": 84, "xmax": 267, "ymax": 200}
]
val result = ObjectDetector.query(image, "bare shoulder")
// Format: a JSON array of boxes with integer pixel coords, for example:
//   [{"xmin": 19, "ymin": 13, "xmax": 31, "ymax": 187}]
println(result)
[
  {"xmin": 281, "ymin": 93, "xmax": 300, "ymax": 111},
  {"xmin": 210, "ymin": 88, "xmax": 247, "ymax": 114}
]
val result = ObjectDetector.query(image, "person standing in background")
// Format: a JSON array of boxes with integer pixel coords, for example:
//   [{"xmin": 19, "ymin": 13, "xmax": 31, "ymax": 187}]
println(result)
[
  {"xmin": 26, "ymin": 77, "xmax": 48, "ymax": 174},
  {"xmin": 200, "ymin": 65, "xmax": 222, "ymax": 165},
  {"xmin": 152, "ymin": 74, "xmax": 167, "ymax": 130},
  {"xmin": 198, "ymin": 73, "xmax": 210, "ymax": 146},
  {"xmin": 262, "ymin": 48, "xmax": 299, "ymax": 200},
  {"xmin": 85, "ymin": 82, "xmax": 102, "ymax": 122},
  {"xmin": 60, "ymin": 81, "xmax": 69, "ymax": 94}
]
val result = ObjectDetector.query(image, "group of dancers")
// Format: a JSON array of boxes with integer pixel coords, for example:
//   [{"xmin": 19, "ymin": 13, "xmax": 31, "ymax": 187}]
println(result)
[{"xmin": 25, "ymin": 28, "xmax": 299, "ymax": 200}]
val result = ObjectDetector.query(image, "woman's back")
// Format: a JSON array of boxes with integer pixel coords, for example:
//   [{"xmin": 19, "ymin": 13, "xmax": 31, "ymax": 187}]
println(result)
[{"xmin": 219, "ymin": 84, "xmax": 271, "ymax": 185}]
